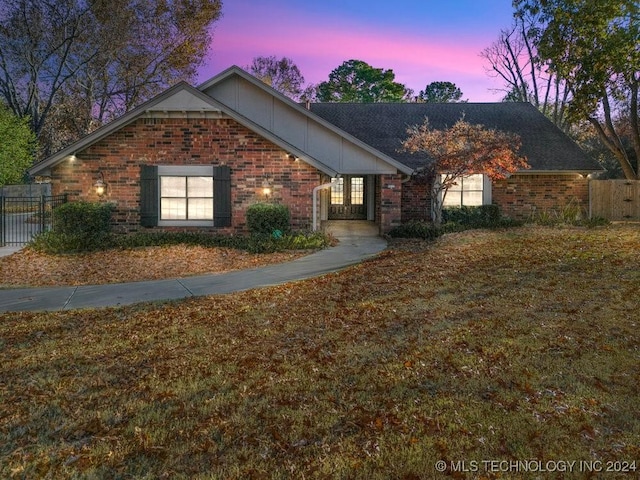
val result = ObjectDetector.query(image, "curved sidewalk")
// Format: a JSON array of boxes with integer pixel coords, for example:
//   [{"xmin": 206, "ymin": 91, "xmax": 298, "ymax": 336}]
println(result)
[{"xmin": 0, "ymin": 236, "xmax": 386, "ymax": 312}]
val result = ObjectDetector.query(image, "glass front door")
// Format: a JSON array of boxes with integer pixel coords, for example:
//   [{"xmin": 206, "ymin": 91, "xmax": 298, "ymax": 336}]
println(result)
[{"xmin": 329, "ymin": 175, "xmax": 367, "ymax": 220}]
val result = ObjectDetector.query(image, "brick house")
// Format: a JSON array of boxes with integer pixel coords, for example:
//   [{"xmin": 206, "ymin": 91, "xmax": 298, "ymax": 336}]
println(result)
[{"xmin": 29, "ymin": 66, "xmax": 601, "ymax": 235}]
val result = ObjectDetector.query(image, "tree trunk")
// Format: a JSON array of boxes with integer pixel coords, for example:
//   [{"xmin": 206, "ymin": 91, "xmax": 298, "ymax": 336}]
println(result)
[{"xmin": 431, "ymin": 181, "xmax": 444, "ymax": 227}]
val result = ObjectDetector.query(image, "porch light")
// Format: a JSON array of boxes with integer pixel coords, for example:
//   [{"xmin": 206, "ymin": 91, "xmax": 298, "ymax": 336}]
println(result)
[
  {"xmin": 94, "ymin": 172, "xmax": 106, "ymax": 197},
  {"xmin": 262, "ymin": 178, "xmax": 271, "ymax": 198}
]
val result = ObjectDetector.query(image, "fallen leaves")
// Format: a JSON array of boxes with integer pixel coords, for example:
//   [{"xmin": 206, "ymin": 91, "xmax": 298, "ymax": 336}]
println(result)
[
  {"xmin": 0, "ymin": 245, "xmax": 309, "ymax": 287},
  {"xmin": 1, "ymin": 225, "xmax": 639, "ymax": 479}
]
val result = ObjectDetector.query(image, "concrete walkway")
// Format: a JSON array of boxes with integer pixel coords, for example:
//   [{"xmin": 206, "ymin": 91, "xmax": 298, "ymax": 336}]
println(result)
[{"xmin": 0, "ymin": 234, "xmax": 386, "ymax": 312}]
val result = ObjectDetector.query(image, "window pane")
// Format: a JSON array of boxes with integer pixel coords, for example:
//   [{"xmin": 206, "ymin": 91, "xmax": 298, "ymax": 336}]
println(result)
[
  {"xmin": 188, "ymin": 198, "xmax": 214, "ymax": 219},
  {"xmin": 463, "ymin": 174, "xmax": 484, "ymax": 190},
  {"xmin": 463, "ymin": 191, "xmax": 483, "ymax": 206},
  {"xmin": 351, "ymin": 177, "xmax": 364, "ymax": 205},
  {"xmin": 188, "ymin": 176, "xmax": 213, "ymax": 197},
  {"xmin": 331, "ymin": 178, "xmax": 344, "ymax": 205},
  {"xmin": 443, "ymin": 191, "xmax": 462, "ymax": 207},
  {"xmin": 161, "ymin": 176, "xmax": 186, "ymax": 197},
  {"xmin": 161, "ymin": 198, "xmax": 186, "ymax": 219}
]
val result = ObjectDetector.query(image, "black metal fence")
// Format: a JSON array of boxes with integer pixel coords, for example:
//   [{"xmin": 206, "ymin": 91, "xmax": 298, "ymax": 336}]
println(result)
[{"xmin": 0, "ymin": 194, "xmax": 68, "ymax": 246}]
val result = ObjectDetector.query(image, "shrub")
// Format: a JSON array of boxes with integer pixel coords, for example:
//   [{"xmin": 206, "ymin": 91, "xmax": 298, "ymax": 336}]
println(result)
[
  {"xmin": 442, "ymin": 205, "xmax": 502, "ymax": 227},
  {"xmin": 246, "ymin": 203, "xmax": 290, "ymax": 236},
  {"xmin": 245, "ymin": 231, "xmax": 332, "ymax": 254},
  {"xmin": 388, "ymin": 221, "xmax": 443, "ymax": 241},
  {"xmin": 53, "ymin": 202, "xmax": 113, "ymax": 236},
  {"xmin": 529, "ymin": 198, "xmax": 609, "ymax": 228},
  {"xmin": 388, "ymin": 206, "xmax": 522, "ymax": 240},
  {"xmin": 31, "ymin": 202, "xmax": 114, "ymax": 252},
  {"xmin": 280, "ymin": 231, "xmax": 333, "ymax": 250},
  {"xmin": 110, "ymin": 231, "xmax": 248, "ymax": 250}
]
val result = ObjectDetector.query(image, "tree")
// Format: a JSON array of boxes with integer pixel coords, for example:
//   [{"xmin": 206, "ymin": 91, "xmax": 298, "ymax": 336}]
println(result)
[
  {"xmin": 0, "ymin": 104, "xmax": 36, "ymax": 186},
  {"xmin": 246, "ymin": 56, "xmax": 306, "ymax": 101},
  {"xmin": 514, "ymin": 0, "xmax": 639, "ymax": 180},
  {"xmin": 402, "ymin": 117, "xmax": 529, "ymax": 225},
  {"xmin": 0, "ymin": 0, "xmax": 222, "ymax": 157},
  {"xmin": 481, "ymin": 12, "xmax": 572, "ymax": 130},
  {"xmin": 316, "ymin": 59, "xmax": 412, "ymax": 102},
  {"xmin": 418, "ymin": 81, "xmax": 464, "ymax": 103}
]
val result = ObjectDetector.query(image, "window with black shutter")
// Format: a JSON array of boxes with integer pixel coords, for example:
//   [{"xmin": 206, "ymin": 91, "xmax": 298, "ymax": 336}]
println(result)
[{"xmin": 139, "ymin": 164, "xmax": 231, "ymax": 227}]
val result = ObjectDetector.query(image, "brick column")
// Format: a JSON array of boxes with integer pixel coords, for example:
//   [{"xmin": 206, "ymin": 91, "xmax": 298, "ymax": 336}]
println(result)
[{"xmin": 379, "ymin": 174, "xmax": 402, "ymax": 233}]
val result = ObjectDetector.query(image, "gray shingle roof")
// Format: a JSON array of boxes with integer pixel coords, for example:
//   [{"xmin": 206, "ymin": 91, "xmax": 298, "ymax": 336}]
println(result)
[{"xmin": 309, "ymin": 102, "xmax": 602, "ymax": 173}]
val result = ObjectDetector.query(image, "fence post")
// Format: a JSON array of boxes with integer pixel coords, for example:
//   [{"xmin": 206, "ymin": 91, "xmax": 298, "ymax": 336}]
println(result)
[{"xmin": 40, "ymin": 194, "xmax": 46, "ymax": 234}]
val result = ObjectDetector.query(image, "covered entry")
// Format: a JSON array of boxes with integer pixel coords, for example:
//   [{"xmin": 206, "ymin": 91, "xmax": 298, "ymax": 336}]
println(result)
[{"xmin": 329, "ymin": 175, "xmax": 368, "ymax": 220}]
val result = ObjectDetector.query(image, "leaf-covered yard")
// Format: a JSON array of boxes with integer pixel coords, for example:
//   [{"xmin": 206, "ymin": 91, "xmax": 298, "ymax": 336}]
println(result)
[
  {"xmin": 0, "ymin": 246, "xmax": 308, "ymax": 287},
  {"xmin": 1, "ymin": 225, "xmax": 639, "ymax": 479}
]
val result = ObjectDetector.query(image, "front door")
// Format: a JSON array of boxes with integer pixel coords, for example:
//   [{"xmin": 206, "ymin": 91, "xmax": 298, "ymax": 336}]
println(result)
[{"xmin": 329, "ymin": 175, "xmax": 367, "ymax": 220}]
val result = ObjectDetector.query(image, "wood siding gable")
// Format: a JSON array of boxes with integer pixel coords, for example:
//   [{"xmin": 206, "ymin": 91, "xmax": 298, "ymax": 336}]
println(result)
[{"xmin": 200, "ymin": 69, "xmax": 411, "ymax": 176}]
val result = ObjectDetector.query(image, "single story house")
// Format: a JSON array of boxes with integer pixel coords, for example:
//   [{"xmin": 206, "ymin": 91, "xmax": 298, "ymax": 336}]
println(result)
[{"xmin": 29, "ymin": 66, "xmax": 602, "ymax": 235}]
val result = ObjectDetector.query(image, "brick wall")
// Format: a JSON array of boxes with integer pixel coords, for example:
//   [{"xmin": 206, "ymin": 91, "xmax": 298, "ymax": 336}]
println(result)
[
  {"xmin": 492, "ymin": 173, "xmax": 589, "ymax": 220},
  {"xmin": 50, "ymin": 116, "xmax": 322, "ymax": 234},
  {"xmin": 401, "ymin": 176, "xmax": 432, "ymax": 222},
  {"xmin": 400, "ymin": 173, "xmax": 589, "ymax": 222},
  {"xmin": 378, "ymin": 174, "xmax": 403, "ymax": 232}
]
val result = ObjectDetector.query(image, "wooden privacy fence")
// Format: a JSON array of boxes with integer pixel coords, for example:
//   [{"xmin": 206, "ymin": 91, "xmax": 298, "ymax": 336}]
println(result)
[{"xmin": 590, "ymin": 180, "xmax": 640, "ymax": 221}]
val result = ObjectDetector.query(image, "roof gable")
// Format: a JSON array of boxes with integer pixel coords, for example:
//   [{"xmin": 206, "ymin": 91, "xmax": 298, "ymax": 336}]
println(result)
[
  {"xmin": 199, "ymin": 66, "xmax": 413, "ymax": 175},
  {"xmin": 29, "ymin": 83, "xmax": 223, "ymax": 175},
  {"xmin": 31, "ymin": 66, "xmax": 413, "ymax": 177},
  {"xmin": 310, "ymin": 102, "xmax": 602, "ymax": 173}
]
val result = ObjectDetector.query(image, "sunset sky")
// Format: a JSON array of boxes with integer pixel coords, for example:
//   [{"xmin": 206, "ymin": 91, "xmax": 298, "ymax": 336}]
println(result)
[{"xmin": 198, "ymin": 0, "xmax": 517, "ymax": 102}]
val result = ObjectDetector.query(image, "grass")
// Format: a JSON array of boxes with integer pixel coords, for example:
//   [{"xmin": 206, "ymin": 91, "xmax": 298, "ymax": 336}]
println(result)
[{"xmin": 1, "ymin": 225, "xmax": 639, "ymax": 479}]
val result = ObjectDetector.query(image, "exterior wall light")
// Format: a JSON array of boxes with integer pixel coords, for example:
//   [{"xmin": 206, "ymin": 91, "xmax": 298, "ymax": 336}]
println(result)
[
  {"xmin": 94, "ymin": 172, "xmax": 106, "ymax": 197},
  {"xmin": 262, "ymin": 177, "xmax": 271, "ymax": 198}
]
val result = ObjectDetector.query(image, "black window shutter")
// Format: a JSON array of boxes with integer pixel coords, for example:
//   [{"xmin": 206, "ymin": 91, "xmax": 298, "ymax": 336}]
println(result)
[
  {"xmin": 140, "ymin": 165, "xmax": 158, "ymax": 227},
  {"xmin": 213, "ymin": 165, "xmax": 231, "ymax": 227}
]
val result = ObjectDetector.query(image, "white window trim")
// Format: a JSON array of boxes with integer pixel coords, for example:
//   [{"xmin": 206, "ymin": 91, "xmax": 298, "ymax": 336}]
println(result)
[{"xmin": 158, "ymin": 165, "xmax": 214, "ymax": 227}]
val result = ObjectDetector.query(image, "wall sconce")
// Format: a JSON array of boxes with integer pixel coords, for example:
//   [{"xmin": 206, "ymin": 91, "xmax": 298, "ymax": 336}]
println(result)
[
  {"xmin": 288, "ymin": 153, "xmax": 299, "ymax": 161},
  {"xmin": 261, "ymin": 177, "xmax": 271, "ymax": 198},
  {"xmin": 94, "ymin": 172, "xmax": 106, "ymax": 197}
]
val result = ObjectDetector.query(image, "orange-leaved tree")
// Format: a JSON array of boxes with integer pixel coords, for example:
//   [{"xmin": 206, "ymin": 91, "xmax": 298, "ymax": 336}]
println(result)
[{"xmin": 402, "ymin": 116, "xmax": 529, "ymax": 225}]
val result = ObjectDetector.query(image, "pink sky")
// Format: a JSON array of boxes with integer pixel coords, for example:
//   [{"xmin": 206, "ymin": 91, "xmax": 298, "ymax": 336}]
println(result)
[{"xmin": 198, "ymin": 1, "xmax": 516, "ymax": 102}]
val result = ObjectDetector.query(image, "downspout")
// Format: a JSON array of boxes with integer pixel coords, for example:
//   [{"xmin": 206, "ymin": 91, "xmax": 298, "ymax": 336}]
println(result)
[{"xmin": 312, "ymin": 176, "xmax": 340, "ymax": 231}]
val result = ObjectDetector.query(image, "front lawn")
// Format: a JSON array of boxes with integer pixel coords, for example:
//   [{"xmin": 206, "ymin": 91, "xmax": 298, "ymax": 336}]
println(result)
[{"xmin": 1, "ymin": 225, "xmax": 638, "ymax": 479}]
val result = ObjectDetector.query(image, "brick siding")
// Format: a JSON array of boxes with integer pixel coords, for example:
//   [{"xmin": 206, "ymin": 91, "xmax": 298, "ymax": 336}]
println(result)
[
  {"xmin": 492, "ymin": 174, "xmax": 589, "ymax": 220},
  {"xmin": 50, "ymin": 116, "xmax": 322, "ymax": 234},
  {"xmin": 378, "ymin": 174, "xmax": 403, "ymax": 232},
  {"xmin": 400, "ymin": 173, "xmax": 589, "ymax": 222}
]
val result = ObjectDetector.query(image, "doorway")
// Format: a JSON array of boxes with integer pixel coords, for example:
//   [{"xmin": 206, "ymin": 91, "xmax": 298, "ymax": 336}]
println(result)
[{"xmin": 328, "ymin": 175, "xmax": 367, "ymax": 220}]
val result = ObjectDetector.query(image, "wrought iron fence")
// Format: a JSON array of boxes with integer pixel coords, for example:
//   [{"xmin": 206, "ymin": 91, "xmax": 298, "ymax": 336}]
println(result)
[{"xmin": 0, "ymin": 194, "xmax": 68, "ymax": 246}]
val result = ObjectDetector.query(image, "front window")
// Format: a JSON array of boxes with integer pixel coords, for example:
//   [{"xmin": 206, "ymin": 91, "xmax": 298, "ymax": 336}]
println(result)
[
  {"xmin": 160, "ymin": 176, "xmax": 213, "ymax": 220},
  {"xmin": 442, "ymin": 174, "xmax": 486, "ymax": 207},
  {"xmin": 157, "ymin": 165, "xmax": 214, "ymax": 226}
]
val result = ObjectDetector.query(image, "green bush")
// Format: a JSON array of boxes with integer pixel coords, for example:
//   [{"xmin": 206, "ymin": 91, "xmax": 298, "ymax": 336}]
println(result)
[
  {"xmin": 31, "ymin": 202, "xmax": 114, "ymax": 252},
  {"xmin": 388, "ymin": 221, "xmax": 443, "ymax": 241},
  {"xmin": 53, "ymin": 201, "xmax": 112, "ymax": 234},
  {"xmin": 111, "ymin": 231, "xmax": 247, "ymax": 250},
  {"xmin": 388, "ymin": 206, "xmax": 522, "ymax": 240},
  {"xmin": 244, "ymin": 231, "xmax": 332, "ymax": 254},
  {"xmin": 442, "ymin": 205, "xmax": 501, "ymax": 227},
  {"xmin": 246, "ymin": 203, "xmax": 290, "ymax": 236}
]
